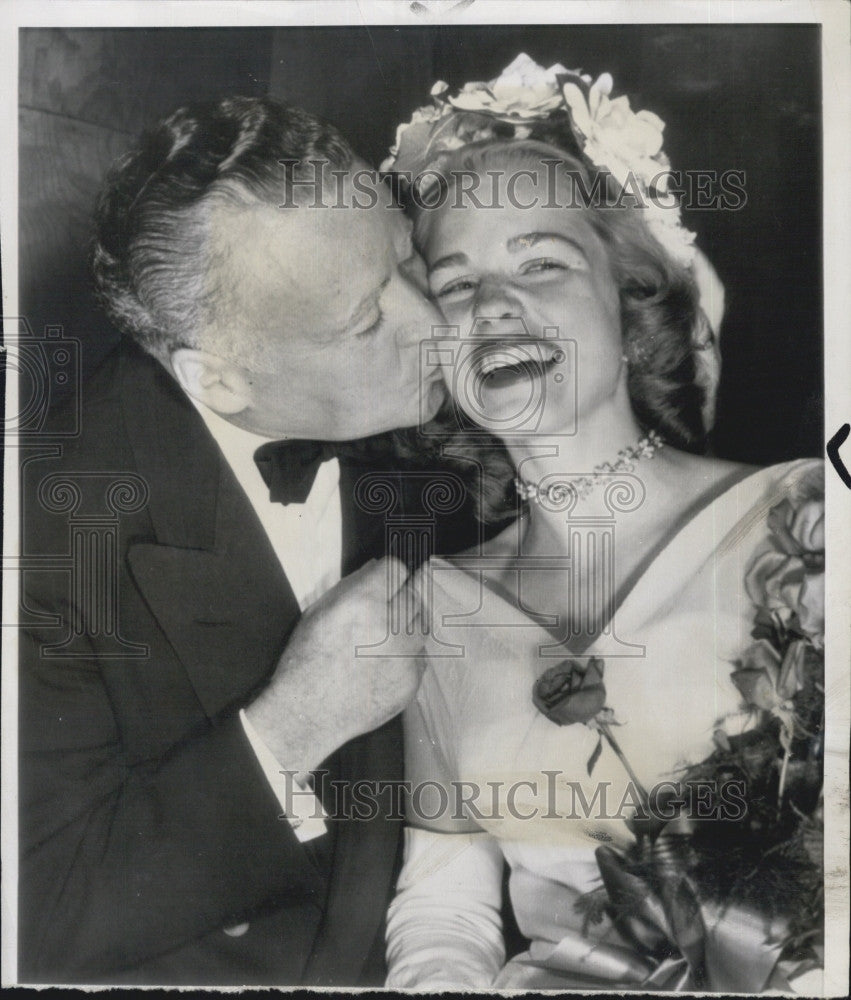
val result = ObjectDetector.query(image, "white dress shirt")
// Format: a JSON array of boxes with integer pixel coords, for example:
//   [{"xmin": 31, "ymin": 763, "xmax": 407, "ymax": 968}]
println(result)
[{"xmin": 191, "ymin": 399, "xmax": 343, "ymax": 841}]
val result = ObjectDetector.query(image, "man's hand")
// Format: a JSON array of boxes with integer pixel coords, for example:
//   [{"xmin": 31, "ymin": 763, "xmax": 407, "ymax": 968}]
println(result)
[{"xmin": 244, "ymin": 556, "xmax": 426, "ymax": 773}]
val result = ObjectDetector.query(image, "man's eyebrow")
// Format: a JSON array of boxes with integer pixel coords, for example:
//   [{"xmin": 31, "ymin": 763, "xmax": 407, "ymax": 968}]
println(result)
[
  {"xmin": 507, "ymin": 232, "xmax": 587, "ymax": 256},
  {"xmin": 429, "ymin": 252, "xmax": 468, "ymax": 273}
]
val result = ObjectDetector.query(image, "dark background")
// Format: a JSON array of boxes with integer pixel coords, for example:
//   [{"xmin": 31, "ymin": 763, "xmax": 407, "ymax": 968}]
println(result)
[{"xmin": 18, "ymin": 24, "xmax": 822, "ymax": 463}]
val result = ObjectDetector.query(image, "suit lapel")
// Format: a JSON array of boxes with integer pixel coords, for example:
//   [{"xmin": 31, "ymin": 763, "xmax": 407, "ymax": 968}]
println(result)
[
  {"xmin": 120, "ymin": 347, "xmax": 301, "ymax": 718},
  {"xmin": 300, "ymin": 456, "xmax": 404, "ymax": 983},
  {"xmin": 119, "ymin": 346, "xmax": 219, "ymax": 552},
  {"xmin": 125, "ymin": 536, "xmax": 299, "ymax": 720},
  {"xmin": 338, "ymin": 455, "xmax": 396, "ymax": 575}
]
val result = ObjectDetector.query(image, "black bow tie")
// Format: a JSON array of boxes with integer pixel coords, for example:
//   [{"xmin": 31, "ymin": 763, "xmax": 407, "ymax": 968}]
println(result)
[
  {"xmin": 253, "ymin": 437, "xmax": 396, "ymax": 505},
  {"xmin": 254, "ymin": 439, "xmax": 343, "ymax": 505}
]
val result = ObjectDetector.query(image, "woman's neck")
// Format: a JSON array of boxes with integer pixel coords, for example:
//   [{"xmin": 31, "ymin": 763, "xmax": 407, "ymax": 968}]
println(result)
[
  {"xmin": 505, "ymin": 402, "xmax": 677, "ymax": 561},
  {"xmin": 508, "ymin": 440, "xmax": 747, "ymax": 575},
  {"xmin": 507, "ymin": 389, "xmax": 646, "ymax": 503}
]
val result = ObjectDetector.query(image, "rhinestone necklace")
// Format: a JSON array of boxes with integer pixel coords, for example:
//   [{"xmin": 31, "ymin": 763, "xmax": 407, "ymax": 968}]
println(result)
[{"xmin": 514, "ymin": 429, "xmax": 666, "ymax": 505}]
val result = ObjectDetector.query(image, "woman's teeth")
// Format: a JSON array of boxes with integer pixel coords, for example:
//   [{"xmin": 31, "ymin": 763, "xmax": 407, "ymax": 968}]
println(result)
[
  {"xmin": 480, "ymin": 352, "xmax": 525, "ymax": 375},
  {"xmin": 475, "ymin": 344, "xmax": 558, "ymax": 380}
]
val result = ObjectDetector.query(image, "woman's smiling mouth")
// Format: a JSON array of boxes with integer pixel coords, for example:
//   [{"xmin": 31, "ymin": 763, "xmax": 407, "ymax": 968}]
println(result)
[{"xmin": 471, "ymin": 342, "xmax": 563, "ymax": 390}]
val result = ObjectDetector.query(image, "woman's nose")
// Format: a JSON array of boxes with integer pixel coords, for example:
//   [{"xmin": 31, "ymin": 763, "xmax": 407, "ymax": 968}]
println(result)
[{"xmin": 473, "ymin": 279, "xmax": 521, "ymax": 319}]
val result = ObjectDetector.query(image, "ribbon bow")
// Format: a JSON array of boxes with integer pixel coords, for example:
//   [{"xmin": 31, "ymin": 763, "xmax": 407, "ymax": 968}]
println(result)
[
  {"xmin": 589, "ymin": 842, "xmax": 798, "ymax": 992},
  {"xmin": 518, "ymin": 839, "xmax": 813, "ymax": 992}
]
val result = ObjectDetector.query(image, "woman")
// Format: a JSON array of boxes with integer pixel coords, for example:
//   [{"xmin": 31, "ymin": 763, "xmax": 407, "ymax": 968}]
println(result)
[{"xmin": 383, "ymin": 58, "xmax": 824, "ymax": 992}]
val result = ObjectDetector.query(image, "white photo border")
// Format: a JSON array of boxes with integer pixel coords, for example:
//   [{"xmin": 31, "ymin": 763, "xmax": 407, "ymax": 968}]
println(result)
[{"xmin": 2, "ymin": 2, "xmax": 848, "ymax": 994}]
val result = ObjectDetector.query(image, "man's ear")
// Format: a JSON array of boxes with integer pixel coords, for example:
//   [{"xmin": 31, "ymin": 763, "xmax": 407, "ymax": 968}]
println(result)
[{"xmin": 170, "ymin": 348, "xmax": 252, "ymax": 416}]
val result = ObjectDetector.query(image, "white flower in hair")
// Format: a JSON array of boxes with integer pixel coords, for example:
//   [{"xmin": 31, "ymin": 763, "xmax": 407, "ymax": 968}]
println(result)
[
  {"xmin": 380, "ymin": 54, "xmax": 590, "ymax": 173},
  {"xmin": 382, "ymin": 54, "xmax": 696, "ymax": 266},
  {"xmin": 562, "ymin": 73, "xmax": 695, "ymax": 266},
  {"xmin": 643, "ymin": 200, "xmax": 697, "ymax": 266},
  {"xmin": 562, "ymin": 73, "xmax": 667, "ymax": 189},
  {"xmin": 447, "ymin": 53, "xmax": 579, "ymax": 119},
  {"xmin": 382, "ymin": 88, "xmax": 450, "ymax": 174}
]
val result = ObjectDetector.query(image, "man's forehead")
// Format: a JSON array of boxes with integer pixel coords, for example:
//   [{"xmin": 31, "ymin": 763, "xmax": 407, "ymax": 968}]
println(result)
[
  {"xmin": 204, "ymin": 193, "xmax": 399, "ymax": 335},
  {"xmin": 212, "ymin": 197, "xmax": 390, "ymax": 273}
]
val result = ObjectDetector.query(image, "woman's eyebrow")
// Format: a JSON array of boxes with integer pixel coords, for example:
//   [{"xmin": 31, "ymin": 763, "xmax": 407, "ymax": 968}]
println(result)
[
  {"xmin": 429, "ymin": 251, "xmax": 468, "ymax": 272},
  {"xmin": 507, "ymin": 232, "xmax": 587, "ymax": 256}
]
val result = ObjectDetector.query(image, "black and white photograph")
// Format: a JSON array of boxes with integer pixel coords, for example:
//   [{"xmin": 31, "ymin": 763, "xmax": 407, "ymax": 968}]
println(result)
[{"xmin": 1, "ymin": 0, "xmax": 848, "ymax": 993}]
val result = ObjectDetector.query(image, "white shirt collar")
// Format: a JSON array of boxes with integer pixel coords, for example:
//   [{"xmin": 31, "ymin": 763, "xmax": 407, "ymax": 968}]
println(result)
[
  {"xmin": 186, "ymin": 396, "xmax": 342, "ymax": 610},
  {"xmin": 187, "ymin": 396, "xmax": 340, "ymax": 516}
]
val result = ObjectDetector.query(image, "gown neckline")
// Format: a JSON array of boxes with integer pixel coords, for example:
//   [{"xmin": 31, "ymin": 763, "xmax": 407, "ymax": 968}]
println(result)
[
  {"xmin": 434, "ymin": 460, "xmax": 816, "ymax": 651},
  {"xmin": 602, "ymin": 458, "xmax": 816, "ymax": 638}
]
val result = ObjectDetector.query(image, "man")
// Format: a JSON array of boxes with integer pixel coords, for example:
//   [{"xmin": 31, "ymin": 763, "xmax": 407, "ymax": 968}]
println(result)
[{"xmin": 18, "ymin": 96, "xmax": 476, "ymax": 986}]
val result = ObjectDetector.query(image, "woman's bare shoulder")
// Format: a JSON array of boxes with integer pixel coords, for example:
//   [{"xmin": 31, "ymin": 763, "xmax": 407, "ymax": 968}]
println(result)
[{"xmin": 663, "ymin": 452, "xmax": 760, "ymax": 511}]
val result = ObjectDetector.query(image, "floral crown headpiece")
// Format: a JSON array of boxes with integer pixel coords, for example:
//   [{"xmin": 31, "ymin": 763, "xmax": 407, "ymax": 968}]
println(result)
[{"xmin": 382, "ymin": 53, "xmax": 696, "ymax": 266}]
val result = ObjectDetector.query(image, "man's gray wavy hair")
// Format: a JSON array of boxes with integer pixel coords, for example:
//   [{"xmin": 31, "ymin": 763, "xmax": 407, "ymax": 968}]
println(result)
[{"xmin": 91, "ymin": 96, "xmax": 354, "ymax": 363}]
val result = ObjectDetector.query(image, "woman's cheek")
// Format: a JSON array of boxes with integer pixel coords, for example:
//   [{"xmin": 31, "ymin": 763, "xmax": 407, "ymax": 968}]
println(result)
[{"xmin": 439, "ymin": 299, "xmax": 471, "ymax": 328}]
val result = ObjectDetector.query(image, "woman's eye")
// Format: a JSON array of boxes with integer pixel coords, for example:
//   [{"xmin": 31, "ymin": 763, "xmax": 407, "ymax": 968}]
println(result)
[
  {"xmin": 520, "ymin": 258, "xmax": 571, "ymax": 275},
  {"xmin": 433, "ymin": 276, "xmax": 478, "ymax": 298}
]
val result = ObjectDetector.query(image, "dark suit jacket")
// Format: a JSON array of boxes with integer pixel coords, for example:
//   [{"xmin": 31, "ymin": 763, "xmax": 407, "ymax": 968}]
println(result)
[{"xmin": 18, "ymin": 340, "xmax": 480, "ymax": 986}]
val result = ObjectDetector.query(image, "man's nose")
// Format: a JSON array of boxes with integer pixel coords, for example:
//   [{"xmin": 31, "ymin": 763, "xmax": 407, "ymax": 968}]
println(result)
[
  {"xmin": 398, "ymin": 251, "xmax": 429, "ymax": 296},
  {"xmin": 387, "ymin": 267, "xmax": 442, "ymax": 343}
]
